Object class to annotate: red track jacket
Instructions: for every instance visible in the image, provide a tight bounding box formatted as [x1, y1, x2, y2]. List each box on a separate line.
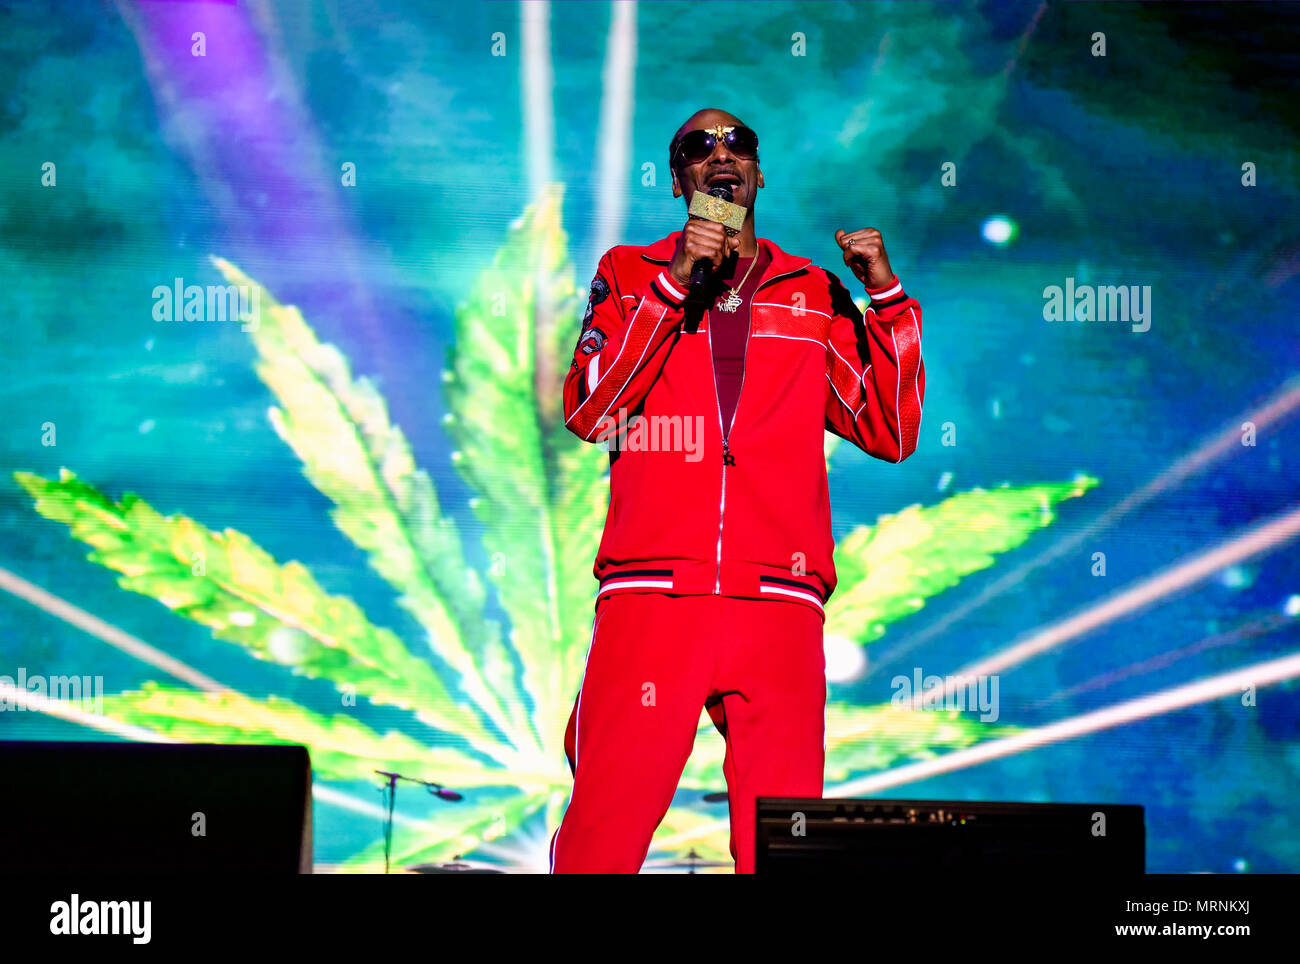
[563, 229, 924, 620]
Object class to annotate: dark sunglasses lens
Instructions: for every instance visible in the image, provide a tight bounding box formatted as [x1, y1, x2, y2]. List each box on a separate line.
[678, 130, 714, 163]
[727, 128, 758, 157]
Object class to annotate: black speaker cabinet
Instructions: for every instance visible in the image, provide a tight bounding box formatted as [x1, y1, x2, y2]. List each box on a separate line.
[756, 797, 1144, 875]
[0, 742, 313, 874]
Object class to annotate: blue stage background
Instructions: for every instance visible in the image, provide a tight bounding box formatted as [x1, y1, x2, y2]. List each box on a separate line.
[1, 0, 1297, 872]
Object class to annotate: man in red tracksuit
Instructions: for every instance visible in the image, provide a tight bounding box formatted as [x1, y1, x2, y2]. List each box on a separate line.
[550, 108, 924, 873]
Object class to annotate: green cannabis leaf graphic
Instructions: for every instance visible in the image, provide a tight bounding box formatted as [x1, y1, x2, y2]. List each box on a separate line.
[13, 185, 1095, 870]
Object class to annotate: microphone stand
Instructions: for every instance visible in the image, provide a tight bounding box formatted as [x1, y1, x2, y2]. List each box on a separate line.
[375, 770, 463, 874]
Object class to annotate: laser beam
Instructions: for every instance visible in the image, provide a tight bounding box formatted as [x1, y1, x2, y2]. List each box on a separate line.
[830, 650, 1300, 797]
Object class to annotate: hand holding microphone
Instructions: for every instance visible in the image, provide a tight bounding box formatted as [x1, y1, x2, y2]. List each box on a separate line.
[669, 186, 743, 289]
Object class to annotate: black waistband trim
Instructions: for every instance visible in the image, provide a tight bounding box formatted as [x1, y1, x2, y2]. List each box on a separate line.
[759, 574, 827, 601]
[601, 568, 675, 582]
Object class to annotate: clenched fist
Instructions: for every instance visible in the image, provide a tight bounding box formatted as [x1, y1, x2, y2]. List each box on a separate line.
[669, 219, 741, 287]
[835, 227, 893, 290]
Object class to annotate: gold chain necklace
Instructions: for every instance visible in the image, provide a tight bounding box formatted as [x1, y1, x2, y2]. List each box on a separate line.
[714, 246, 761, 313]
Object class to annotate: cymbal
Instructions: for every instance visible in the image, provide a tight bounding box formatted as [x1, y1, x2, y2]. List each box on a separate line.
[407, 859, 506, 874]
[642, 849, 732, 870]
[643, 859, 733, 870]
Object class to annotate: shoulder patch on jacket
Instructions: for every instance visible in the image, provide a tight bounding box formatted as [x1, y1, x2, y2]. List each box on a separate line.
[581, 274, 611, 330]
[577, 326, 607, 354]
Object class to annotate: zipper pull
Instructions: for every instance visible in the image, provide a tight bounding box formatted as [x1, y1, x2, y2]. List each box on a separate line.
[722, 438, 736, 466]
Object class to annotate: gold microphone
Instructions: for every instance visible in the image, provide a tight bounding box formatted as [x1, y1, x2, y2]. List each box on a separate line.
[687, 186, 748, 287]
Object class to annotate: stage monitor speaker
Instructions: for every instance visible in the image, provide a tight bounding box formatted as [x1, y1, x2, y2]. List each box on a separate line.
[756, 797, 1144, 875]
[0, 741, 312, 874]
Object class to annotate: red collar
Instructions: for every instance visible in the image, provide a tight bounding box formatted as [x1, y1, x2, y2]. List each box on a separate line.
[639, 230, 812, 281]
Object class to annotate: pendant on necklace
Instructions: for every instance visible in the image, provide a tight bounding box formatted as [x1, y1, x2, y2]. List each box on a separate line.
[716, 289, 743, 313]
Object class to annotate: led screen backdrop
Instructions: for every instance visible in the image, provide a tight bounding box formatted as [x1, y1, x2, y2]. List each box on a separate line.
[1, 0, 1297, 873]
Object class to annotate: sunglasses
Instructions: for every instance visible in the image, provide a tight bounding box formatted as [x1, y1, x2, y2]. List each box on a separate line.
[671, 125, 760, 167]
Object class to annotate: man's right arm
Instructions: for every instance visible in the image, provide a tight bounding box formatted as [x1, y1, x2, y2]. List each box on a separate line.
[563, 249, 691, 442]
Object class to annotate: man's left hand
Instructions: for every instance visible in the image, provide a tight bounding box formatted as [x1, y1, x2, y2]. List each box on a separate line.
[835, 228, 893, 289]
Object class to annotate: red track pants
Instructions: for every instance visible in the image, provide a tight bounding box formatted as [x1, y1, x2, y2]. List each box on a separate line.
[549, 592, 826, 874]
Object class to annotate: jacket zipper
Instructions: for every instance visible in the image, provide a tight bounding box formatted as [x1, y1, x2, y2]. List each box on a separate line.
[704, 259, 809, 594]
[706, 308, 742, 594]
